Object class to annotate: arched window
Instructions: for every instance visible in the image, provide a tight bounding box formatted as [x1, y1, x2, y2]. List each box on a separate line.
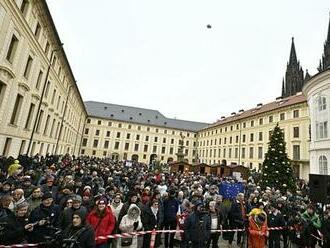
[319, 155, 328, 175]
[318, 96, 327, 111]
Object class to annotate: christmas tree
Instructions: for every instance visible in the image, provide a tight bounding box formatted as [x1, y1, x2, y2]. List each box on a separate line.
[260, 123, 296, 192]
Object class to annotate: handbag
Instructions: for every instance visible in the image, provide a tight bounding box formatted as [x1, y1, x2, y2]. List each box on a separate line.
[121, 237, 133, 246]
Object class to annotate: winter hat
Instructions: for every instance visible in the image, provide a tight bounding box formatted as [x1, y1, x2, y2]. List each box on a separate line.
[73, 208, 87, 223]
[42, 191, 53, 201]
[7, 160, 22, 176]
[72, 194, 82, 202]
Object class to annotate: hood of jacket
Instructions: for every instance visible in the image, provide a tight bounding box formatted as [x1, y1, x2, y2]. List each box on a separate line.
[127, 204, 141, 220]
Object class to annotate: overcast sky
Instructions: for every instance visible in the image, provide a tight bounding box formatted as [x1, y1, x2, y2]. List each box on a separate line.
[47, 0, 329, 123]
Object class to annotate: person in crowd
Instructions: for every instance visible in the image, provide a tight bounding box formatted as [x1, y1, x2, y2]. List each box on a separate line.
[61, 209, 95, 248]
[268, 203, 285, 248]
[184, 200, 211, 248]
[206, 200, 222, 248]
[118, 191, 143, 225]
[177, 199, 192, 248]
[60, 194, 87, 229]
[248, 212, 268, 248]
[27, 186, 42, 212]
[29, 191, 61, 243]
[12, 188, 25, 209]
[40, 175, 58, 199]
[119, 203, 143, 248]
[301, 204, 322, 248]
[228, 193, 246, 247]
[142, 198, 163, 248]
[322, 208, 330, 248]
[163, 188, 180, 248]
[87, 196, 115, 248]
[110, 193, 124, 221]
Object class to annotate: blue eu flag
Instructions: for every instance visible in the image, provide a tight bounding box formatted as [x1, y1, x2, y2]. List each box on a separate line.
[219, 182, 244, 199]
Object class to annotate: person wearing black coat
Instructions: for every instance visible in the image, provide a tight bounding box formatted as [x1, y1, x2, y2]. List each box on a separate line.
[268, 204, 285, 248]
[163, 189, 180, 248]
[61, 209, 95, 248]
[184, 200, 211, 248]
[28, 191, 61, 242]
[142, 199, 164, 248]
[228, 193, 246, 247]
[59, 195, 87, 229]
[0, 202, 32, 245]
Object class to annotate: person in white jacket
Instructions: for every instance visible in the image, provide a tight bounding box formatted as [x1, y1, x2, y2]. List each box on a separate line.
[119, 204, 143, 248]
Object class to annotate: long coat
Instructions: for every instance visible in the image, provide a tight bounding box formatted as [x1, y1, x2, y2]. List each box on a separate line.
[248, 216, 268, 248]
[184, 211, 211, 245]
[119, 204, 143, 248]
[86, 207, 115, 245]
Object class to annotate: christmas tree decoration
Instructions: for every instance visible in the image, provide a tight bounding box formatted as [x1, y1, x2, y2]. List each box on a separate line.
[261, 123, 296, 192]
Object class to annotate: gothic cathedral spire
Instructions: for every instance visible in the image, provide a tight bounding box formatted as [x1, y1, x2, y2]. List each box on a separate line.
[318, 12, 330, 72]
[281, 37, 304, 98]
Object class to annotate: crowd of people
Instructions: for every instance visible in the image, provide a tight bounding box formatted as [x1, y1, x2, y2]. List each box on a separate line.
[0, 154, 329, 248]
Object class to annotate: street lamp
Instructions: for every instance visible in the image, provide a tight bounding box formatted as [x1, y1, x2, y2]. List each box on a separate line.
[26, 44, 63, 156]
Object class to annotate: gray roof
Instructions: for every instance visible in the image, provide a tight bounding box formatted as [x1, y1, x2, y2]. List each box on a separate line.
[85, 101, 209, 132]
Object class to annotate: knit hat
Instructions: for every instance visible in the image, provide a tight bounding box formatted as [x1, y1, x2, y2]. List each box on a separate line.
[42, 191, 53, 201]
[72, 194, 82, 202]
[73, 208, 87, 223]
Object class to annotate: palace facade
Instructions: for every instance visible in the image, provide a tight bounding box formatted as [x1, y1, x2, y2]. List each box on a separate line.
[0, 0, 87, 157]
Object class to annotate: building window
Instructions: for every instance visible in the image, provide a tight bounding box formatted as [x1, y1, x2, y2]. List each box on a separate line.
[228, 148, 232, 158]
[44, 81, 50, 98]
[316, 121, 328, 139]
[293, 145, 300, 160]
[229, 137, 232, 144]
[147, 127, 150, 132]
[6, 35, 19, 64]
[43, 114, 50, 135]
[103, 151, 107, 156]
[128, 124, 131, 129]
[82, 138, 88, 146]
[106, 131, 110, 137]
[250, 133, 254, 142]
[10, 94, 23, 125]
[223, 148, 226, 158]
[93, 139, 98, 148]
[249, 147, 254, 159]
[126, 133, 130, 139]
[108, 121, 112, 126]
[293, 127, 299, 138]
[259, 118, 263, 125]
[153, 145, 157, 153]
[145, 136, 149, 142]
[0, 81, 7, 108]
[98, 120, 101, 125]
[20, 0, 29, 16]
[23, 55, 33, 79]
[136, 134, 140, 141]
[319, 155, 328, 175]
[2, 138, 12, 156]
[155, 128, 158, 133]
[81, 149, 85, 155]
[224, 138, 227, 144]
[114, 142, 119, 149]
[34, 22, 41, 38]
[235, 148, 238, 158]
[92, 150, 96, 155]
[243, 122, 246, 128]
[24, 103, 35, 129]
[118, 123, 122, 128]
[154, 137, 158, 142]
[116, 132, 121, 138]
[104, 140, 109, 149]
[250, 120, 254, 127]
[162, 147, 166, 154]
[51, 89, 56, 105]
[144, 145, 148, 152]
[125, 143, 129, 150]
[258, 132, 263, 141]
[293, 110, 299, 118]
[84, 128, 89, 135]
[258, 147, 263, 159]
[163, 138, 166, 143]
[242, 134, 246, 143]
[241, 148, 245, 159]
[137, 126, 141, 130]
[45, 41, 50, 55]
[269, 116, 273, 123]
[170, 147, 173, 155]
[280, 113, 285, 121]
[95, 130, 100, 136]
[87, 119, 91, 124]
[235, 136, 239, 143]
[318, 96, 327, 111]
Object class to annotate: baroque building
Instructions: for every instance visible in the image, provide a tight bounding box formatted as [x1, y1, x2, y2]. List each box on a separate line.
[0, 0, 87, 157]
[81, 101, 208, 164]
[303, 15, 330, 176]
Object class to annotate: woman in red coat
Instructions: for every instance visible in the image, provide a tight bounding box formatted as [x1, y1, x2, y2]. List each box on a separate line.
[248, 212, 268, 248]
[87, 197, 115, 248]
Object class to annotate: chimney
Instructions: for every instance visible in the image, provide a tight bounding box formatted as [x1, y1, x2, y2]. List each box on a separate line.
[275, 96, 283, 102]
[256, 103, 263, 108]
[231, 112, 236, 116]
[238, 109, 244, 113]
[221, 116, 225, 119]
